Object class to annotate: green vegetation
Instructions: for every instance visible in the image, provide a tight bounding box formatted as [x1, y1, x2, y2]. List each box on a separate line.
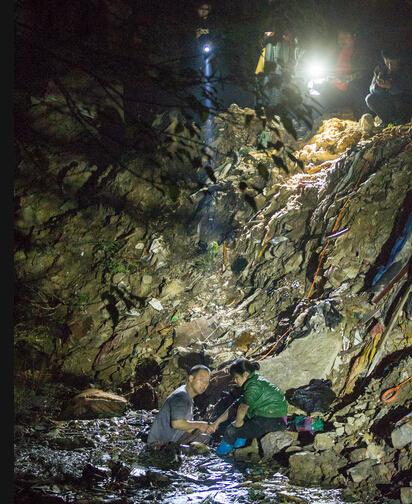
[194, 241, 220, 270]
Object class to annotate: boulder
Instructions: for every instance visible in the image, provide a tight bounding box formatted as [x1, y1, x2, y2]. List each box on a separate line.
[313, 432, 335, 451]
[259, 329, 342, 392]
[391, 416, 412, 449]
[349, 448, 368, 463]
[61, 388, 128, 419]
[261, 431, 297, 458]
[401, 487, 412, 504]
[366, 442, 386, 462]
[288, 452, 323, 484]
[289, 450, 346, 485]
[347, 459, 375, 483]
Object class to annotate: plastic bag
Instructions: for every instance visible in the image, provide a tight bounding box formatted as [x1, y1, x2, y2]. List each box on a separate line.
[288, 415, 324, 433]
[286, 379, 336, 413]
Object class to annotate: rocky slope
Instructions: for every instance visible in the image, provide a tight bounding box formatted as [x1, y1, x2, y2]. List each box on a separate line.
[14, 99, 412, 501]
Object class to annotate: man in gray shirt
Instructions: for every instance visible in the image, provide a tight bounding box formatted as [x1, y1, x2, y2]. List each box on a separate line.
[147, 365, 214, 446]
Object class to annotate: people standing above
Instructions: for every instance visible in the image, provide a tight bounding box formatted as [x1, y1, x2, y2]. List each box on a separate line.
[310, 27, 373, 120]
[255, 21, 302, 109]
[178, 0, 228, 143]
[195, 2, 213, 47]
[212, 358, 288, 456]
[147, 365, 214, 447]
[365, 47, 412, 126]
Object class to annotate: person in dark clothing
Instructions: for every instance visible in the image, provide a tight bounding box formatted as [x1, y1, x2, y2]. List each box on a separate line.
[255, 22, 302, 109]
[212, 358, 288, 456]
[147, 365, 214, 447]
[365, 47, 412, 126]
[313, 28, 373, 119]
[181, 2, 221, 122]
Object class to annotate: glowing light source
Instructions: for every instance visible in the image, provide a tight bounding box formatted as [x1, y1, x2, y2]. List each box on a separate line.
[203, 44, 211, 54]
[307, 61, 326, 79]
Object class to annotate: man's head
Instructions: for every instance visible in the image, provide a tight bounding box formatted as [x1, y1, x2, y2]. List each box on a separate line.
[186, 365, 211, 397]
[381, 47, 402, 72]
[197, 3, 211, 19]
[337, 29, 356, 49]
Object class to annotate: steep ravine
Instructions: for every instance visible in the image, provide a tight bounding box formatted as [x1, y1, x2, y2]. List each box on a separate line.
[14, 110, 412, 503]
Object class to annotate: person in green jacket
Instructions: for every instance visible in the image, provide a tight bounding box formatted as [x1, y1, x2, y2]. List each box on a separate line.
[213, 358, 288, 456]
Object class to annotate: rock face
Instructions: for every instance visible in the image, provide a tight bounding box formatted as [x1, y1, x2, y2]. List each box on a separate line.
[61, 388, 128, 419]
[259, 328, 343, 393]
[14, 99, 412, 503]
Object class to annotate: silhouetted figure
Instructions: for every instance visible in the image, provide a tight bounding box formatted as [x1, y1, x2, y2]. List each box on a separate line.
[312, 28, 372, 119]
[255, 21, 301, 110]
[365, 47, 412, 126]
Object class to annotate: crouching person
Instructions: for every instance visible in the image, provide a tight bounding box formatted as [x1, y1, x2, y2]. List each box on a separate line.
[147, 365, 214, 447]
[365, 47, 412, 127]
[213, 358, 288, 455]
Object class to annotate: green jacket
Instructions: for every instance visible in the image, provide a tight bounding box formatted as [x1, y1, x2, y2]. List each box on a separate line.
[242, 372, 287, 419]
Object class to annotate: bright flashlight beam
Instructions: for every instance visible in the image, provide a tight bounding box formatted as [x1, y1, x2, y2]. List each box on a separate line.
[307, 61, 326, 79]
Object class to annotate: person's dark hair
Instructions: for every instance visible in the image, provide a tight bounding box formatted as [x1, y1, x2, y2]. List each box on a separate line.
[381, 47, 402, 60]
[229, 358, 260, 376]
[337, 27, 356, 36]
[188, 364, 211, 376]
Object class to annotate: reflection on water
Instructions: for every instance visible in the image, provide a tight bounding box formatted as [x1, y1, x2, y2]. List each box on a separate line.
[15, 410, 351, 504]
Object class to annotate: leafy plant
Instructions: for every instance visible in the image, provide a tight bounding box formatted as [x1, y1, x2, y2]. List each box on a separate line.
[106, 258, 138, 275]
[71, 292, 91, 310]
[194, 241, 220, 270]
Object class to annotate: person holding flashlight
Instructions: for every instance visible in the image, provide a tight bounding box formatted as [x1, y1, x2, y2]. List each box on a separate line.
[312, 27, 373, 120]
[365, 47, 412, 127]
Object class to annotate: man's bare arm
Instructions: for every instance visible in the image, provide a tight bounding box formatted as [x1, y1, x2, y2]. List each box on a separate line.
[171, 419, 210, 433]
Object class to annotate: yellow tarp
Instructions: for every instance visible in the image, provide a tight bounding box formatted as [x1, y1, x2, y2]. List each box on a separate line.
[255, 48, 266, 74]
[343, 323, 384, 395]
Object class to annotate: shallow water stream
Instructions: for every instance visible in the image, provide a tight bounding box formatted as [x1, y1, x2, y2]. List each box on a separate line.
[15, 410, 356, 504]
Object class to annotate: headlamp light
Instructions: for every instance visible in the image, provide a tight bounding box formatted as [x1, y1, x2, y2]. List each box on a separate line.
[203, 44, 211, 54]
[307, 61, 326, 80]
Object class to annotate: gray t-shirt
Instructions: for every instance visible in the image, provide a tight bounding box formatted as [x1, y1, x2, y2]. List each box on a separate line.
[147, 385, 193, 445]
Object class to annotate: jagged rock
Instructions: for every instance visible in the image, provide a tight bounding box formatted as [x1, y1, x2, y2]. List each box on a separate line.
[398, 445, 412, 472]
[313, 432, 335, 451]
[366, 442, 386, 462]
[347, 459, 376, 483]
[392, 415, 412, 449]
[288, 452, 322, 484]
[349, 448, 368, 463]
[174, 317, 217, 346]
[401, 487, 412, 504]
[260, 431, 297, 458]
[81, 463, 111, 482]
[160, 279, 185, 299]
[61, 388, 128, 419]
[285, 445, 302, 453]
[288, 450, 345, 484]
[296, 118, 362, 166]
